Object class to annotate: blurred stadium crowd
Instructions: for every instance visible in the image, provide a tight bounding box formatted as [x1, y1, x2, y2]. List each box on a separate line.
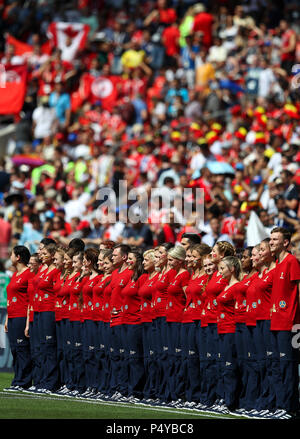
[0, 0, 299, 266]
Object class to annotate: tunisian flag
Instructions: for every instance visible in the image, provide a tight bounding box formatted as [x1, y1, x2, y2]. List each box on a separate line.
[0, 64, 27, 115]
[5, 34, 52, 57]
[47, 22, 90, 62]
[71, 73, 120, 112]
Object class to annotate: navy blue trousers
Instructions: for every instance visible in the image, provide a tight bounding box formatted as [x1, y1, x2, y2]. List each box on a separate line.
[82, 319, 97, 390]
[234, 322, 248, 409]
[153, 317, 169, 401]
[69, 320, 86, 392]
[196, 322, 209, 405]
[218, 332, 238, 409]
[166, 321, 182, 402]
[142, 321, 158, 400]
[270, 329, 300, 412]
[63, 319, 74, 390]
[243, 325, 260, 410]
[37, 311, 59, 390]
[55, 320, 63, 388]
[255, 319, 276, 410]
[122, 323, 145, 399]
[29, 315, 41, 387]
[94, 320, 109, 393]
[179, 322, 201, 402]
[7, 317, 32, 388]
[205, 323, 220, 405]
[109, 324, 127, 396]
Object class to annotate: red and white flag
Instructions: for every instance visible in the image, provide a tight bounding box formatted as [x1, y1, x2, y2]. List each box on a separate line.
[47, 22, 90, 62]
[5, 34, 33, 58]
[5, 34, 52, 58]
[71, 73, 120, 112]
[0, 64, 27, 115]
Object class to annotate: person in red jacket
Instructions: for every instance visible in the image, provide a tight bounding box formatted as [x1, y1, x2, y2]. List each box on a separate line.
[4, 245, 34, 392]
[268, 227, 300, 419]
[139, 248, 160, 403]
[24, 237, 55, 394]
[55, 247, 79, 395]
[217, 255, 243, 414]
[80, 247, 101, 398]
[53, 247, 67, 392]
[242, 245, 262, 416]
[117, 249, 147, 402]
[24, 252, 40, 393]
[203, 241, 233, 410]
[197, 253, 216, 410]
[92, 248, 112, 399]
[35, 242, 60, 393]
[152, 242, 175, 403]
[192, 3, 214, 49]
[181, 243, 211, 409]
[109, 244, 133, 400]
[256, 238, 277, 414]
[66, 250, 88, 397]
[234, 246, 257, 413]
[165, 245, 190, 405]
[98, 249, 115, 399]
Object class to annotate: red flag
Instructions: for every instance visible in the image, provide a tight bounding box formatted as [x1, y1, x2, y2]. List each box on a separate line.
[0, 64, 27, 115]
[71, 73, 119, 112]
[6, 34, 51, 57]
[90, 75, 119, 112]
[47, 22, 90, 62]
[6, 34, 33, 57]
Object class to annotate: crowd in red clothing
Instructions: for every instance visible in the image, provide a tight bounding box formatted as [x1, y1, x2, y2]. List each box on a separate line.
[0, 0, 299, 261]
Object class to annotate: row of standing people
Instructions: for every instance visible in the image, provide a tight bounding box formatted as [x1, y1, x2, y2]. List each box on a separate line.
[4, 227, 300, 419]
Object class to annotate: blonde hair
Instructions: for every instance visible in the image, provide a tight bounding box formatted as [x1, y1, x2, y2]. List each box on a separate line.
[222, 256, 243, 281]
[215, 241, 236, 257]
[143, 249, 156, 260]
[168, 245, 186, 261]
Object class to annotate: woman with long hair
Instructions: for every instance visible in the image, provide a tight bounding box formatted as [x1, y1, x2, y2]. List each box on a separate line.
[80, 247, 101, 398]
[196, 253, 216, 410]
[53, 247, 67, 391]
[234, 246, 259, 413]
[181, 243, 211, 408]
[35, 242, 60, 393]
[138, 249, 160, 403]
[217, 255, 243, 413]
[23, 253, 41, 393]
[66, 250, 87, 397]
[55, 247, 80, 395]
[98, 249, 115, 399]
[92, 249, 113, 399]
[203, 241, 235, 411]
[165, 245, 190, 405]
[4, 246, 34, 392]
[152, 242, 175, 403]
[242, 245, 267, 416]
[27, 238, 55, 393]
[118, 249, 147, 402]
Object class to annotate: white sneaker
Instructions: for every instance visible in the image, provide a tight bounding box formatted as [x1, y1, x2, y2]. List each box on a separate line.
[271, 409, 290, 419]
[3, 386, 21, 392]
[127, 396, 141, 404]
[22, 386, 37, 394]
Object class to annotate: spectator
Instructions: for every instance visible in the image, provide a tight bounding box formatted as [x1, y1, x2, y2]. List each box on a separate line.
[18, 213, 43, 254]
[0, 209, 12, 259]
[48, 82, 71, 128]
[32, 96, 57, 141]
[192, 3, 214, 49]
[201, 216, 234, 247]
